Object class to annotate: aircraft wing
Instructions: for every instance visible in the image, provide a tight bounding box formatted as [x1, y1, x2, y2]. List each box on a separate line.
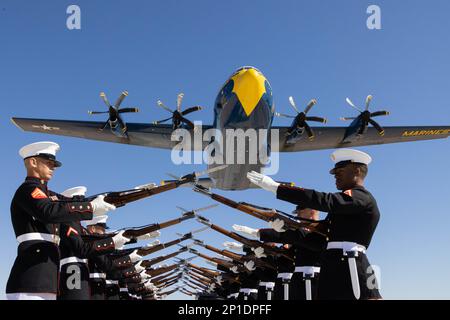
[11, 117, 213, 151]
[273, 126, 450, 152]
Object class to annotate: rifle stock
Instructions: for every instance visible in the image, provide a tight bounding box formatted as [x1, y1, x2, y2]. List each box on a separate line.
[194, 185, 328, 236]
[208, 223, 294, 262]
[137, 236, 188, 256]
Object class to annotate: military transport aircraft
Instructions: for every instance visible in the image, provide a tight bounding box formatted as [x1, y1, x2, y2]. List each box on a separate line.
[11, 66, 450, 190]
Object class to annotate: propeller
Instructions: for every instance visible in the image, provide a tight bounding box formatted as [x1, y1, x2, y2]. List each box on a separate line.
[153, 93, 203, 130]
[275, 96, 327, 140]
[88, 91, 139, 132]
[341, 95, 390, 135]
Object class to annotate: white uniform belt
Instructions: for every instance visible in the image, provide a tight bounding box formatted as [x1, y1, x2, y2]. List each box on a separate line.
[60, 256, 88, 267]
[120, 288, 129, 293]
[294, 266, 321, 275]
[17, 233, 60, 245]
[327, 241, 366, 253]
[89, 273, 106, 279]
[106, 280, 119, 285]
[259, 281, 275, 289]
[277, 272, 293, 280]
[227, 293, 239, 298]
[239, 288, 258, 295]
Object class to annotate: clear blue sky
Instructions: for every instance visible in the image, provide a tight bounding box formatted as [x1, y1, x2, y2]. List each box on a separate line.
[1, 0, 449, 300]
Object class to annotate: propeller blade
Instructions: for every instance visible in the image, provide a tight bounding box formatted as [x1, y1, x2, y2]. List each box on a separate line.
[88, 111, 109, 115]
[370, 110, 390, 117]
[114, 90, 128, 109]
[181, 106, 202, 116]
[180, 117, 195, 129]
[274, 112, 295, 119]
[304, 123, 314, 140]
[304, 99, 317, 114]
[365, 95, 373, 111]
[99, 92, 111, 107]
[118, 107, 139, 114]
[357, 122, 368, 135]
[177, 93, 184, 113]
[305, 116, 327, 124]
[152, 117, 173, 125]
[339, 117, 357, 121]
[288, 96, 300, 114]
[98, 120, 109, 131]
[346, 97, 363, 112]
[368, 119, 385, 136]
[157, 100, 174, 113]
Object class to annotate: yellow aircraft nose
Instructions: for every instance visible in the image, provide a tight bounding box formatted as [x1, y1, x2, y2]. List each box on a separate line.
[231, 67, 267, 117]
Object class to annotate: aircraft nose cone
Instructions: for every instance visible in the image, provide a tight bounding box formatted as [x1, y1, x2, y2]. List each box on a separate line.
[231, 68, 267, 116]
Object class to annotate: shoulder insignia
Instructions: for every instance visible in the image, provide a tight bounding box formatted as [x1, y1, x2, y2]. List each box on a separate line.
[66, 226, 79, 237]
[31, 187, 48, 199]
[343, 190, 353, 197]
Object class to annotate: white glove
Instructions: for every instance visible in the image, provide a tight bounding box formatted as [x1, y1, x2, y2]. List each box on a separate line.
[136, 231, 160, 240]
[269, 218, 286, 232]
[232, 224, 259, 238]
[140, 270, 151, 280]
[90, 195, 116, 216]
[142, 240, 160, 248]
[112, 230, 130, 249]
[144, 281, 156, 290]
[129, 250, 143, 262]
[230, 266, 239, 274]
[247, 171, 280, 194]
[134, 260, 145, 273]
[244, 260, 256, 271]
[215, 275, 223, 285]
[223, 241, 243, 251]
[208, 283, 216, 290]
[251, 246, 267, 258]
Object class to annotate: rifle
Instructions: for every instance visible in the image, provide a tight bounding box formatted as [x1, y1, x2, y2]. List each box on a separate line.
[121, 212, 195, 238]
[158, 287, 179, 297]
[193, 184, 328, 236]
[85, 165, 227, 208]
[186, 262, 220, 277]
[187, 247, 248, 273]
[146, 264, 179, 277]
[180, 289, 195, 296]
[150, 269, 181, 284]
[152, 273, 182, 286]
[195, 214, 294, 262]
[184, 278, 209, 290]
[192, 238, 276, 270]
[188, 272, 213, 286]
[136, 226, 207, 256]
[141, 246, 189, 268]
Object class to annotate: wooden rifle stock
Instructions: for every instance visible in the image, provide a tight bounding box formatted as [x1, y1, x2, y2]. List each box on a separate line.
[122, 212, 195, 239]
[141, 248, 186, 268]
[137, 235, 188, 256]
[198, 242, 276, 270]
[208, 223, 294, 262]
[195, 185, 327, 237]
[95, 173, 197, 208]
